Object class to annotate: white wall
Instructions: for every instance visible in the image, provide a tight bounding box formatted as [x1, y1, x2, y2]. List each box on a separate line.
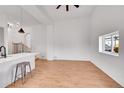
[47, 18, 91, 61]
[6, 16, 92, 61]
[0, 27, 4, 46]
[0, 15, 9, 54]
[24, 25, 47, 59]
[46, 25, 54, 60]
[91, 6, 124, 86]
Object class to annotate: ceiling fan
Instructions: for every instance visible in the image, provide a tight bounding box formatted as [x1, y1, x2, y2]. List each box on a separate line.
[56, 5, 79, 12]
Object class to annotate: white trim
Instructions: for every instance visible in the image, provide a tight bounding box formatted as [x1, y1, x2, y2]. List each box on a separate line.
[99, 51, 119, 56]
[99, 31, 119, 56]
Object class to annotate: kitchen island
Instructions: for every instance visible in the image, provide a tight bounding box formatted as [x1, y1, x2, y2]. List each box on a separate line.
[0, 53, 36, 88]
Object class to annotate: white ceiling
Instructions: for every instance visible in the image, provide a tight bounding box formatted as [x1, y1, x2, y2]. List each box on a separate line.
[37, 5, 96, 21]
[0, 5, 96, 26]
[0, 6, 40, 26]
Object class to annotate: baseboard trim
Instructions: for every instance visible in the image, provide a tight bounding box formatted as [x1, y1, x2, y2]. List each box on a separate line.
[90, 61, 123, 88]
[37, 58, 91, 62]
[53, 59, 91, 62]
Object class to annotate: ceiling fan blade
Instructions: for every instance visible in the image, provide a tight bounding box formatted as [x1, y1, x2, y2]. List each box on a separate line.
[66, 5, 69, 11]
[56, 5, 61, 9]
[74, 5, 79, 8]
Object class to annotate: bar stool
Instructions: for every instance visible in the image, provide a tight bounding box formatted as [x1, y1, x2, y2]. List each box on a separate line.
[14, 62, 32, 84]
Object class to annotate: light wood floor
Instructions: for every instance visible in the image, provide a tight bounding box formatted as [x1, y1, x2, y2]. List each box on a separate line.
[7, 60, 122, 88]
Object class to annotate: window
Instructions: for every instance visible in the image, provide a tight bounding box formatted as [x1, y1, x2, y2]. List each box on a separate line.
[99, 31, 119, 56]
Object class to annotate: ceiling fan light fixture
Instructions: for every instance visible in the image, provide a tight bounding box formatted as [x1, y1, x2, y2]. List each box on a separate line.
[56, 5, 79, 12]
[56, 5, 61, 9]
[66, 5, 69, 11]
[74, 5, 79, 8]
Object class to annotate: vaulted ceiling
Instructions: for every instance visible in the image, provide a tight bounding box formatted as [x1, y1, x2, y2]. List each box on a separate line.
[0, 5, 96, 26]
[0, 6, 40, 26]
[37, 5, 95, 22]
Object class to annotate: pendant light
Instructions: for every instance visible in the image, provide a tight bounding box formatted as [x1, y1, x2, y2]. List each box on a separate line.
[18, 28, 25, 33]
[18, 7, 25, 33]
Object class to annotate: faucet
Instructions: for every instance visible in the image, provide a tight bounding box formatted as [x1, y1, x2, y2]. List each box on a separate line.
[0, 46, 6, 58]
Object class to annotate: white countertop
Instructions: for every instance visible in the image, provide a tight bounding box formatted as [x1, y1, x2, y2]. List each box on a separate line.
[0, 53, 38, 63]
[0, 52, 37, 88]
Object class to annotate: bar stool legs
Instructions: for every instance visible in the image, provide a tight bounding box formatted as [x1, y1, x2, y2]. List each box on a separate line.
[28, 63, 32, 77]
[21, 65, 25, 84]
[14, 65, 18, 83]
[24, 62, 32, 77]
[14, 62, 32, 84]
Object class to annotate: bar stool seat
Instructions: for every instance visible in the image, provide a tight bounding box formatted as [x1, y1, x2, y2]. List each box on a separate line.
[14, 62, 32, 84]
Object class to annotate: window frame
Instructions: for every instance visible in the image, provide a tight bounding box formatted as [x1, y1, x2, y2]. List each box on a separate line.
[99, 31, 119, 56]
